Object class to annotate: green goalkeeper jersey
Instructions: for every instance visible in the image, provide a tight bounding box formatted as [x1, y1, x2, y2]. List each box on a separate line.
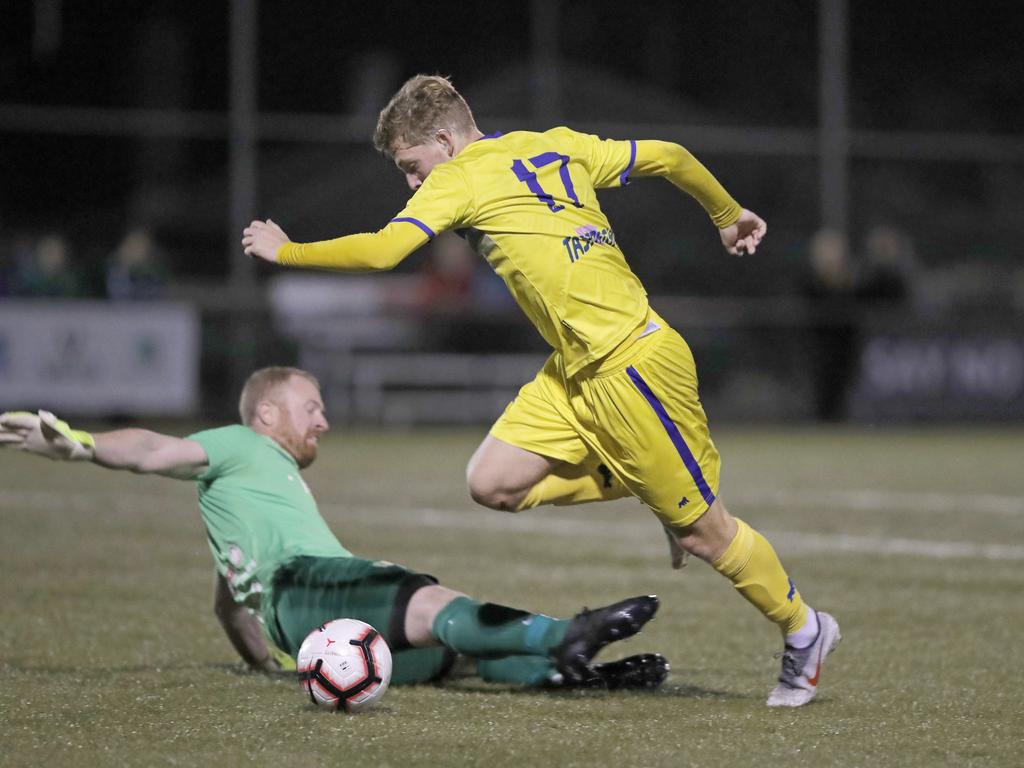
[189, 425, 351, 609]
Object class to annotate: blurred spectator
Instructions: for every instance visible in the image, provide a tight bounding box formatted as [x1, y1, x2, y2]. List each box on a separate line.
[105, 226, 168, 301]
[801, 226, 914, 421]
[404, 233, 520, 353]
[801, 229, 859, 422]
[412, 233, 477, 311]
[11, 233, 83, 297]
[858, 225, 915, 307]
[410, 233, 513, 314]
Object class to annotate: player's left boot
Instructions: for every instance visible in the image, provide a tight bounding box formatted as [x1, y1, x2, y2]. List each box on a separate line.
[766, 611, 841, 707]
[576, 653, 669, 690]
[552, 595, 659, 683]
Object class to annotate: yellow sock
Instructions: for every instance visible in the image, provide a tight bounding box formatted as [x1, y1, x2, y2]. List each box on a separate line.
[712, 518, 808, 636]
[516, 461, 631, 511]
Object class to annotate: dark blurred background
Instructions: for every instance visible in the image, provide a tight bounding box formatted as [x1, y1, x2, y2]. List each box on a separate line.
[1, 0, 1022, 424]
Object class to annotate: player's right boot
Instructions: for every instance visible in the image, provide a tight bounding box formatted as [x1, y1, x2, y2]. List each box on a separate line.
[766, 611, 842, 707]
[552, 595, 659, 683]
[581, 653, 670, 690]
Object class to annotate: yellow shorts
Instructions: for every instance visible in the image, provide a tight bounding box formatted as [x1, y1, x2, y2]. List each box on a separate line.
[490, 312, 721, 527]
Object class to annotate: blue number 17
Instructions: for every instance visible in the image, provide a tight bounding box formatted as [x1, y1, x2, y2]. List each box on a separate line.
[511, 152, 584, 212]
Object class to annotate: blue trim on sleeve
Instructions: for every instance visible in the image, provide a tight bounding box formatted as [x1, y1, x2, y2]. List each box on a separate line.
[391, 217, 436, 239]
[619, 139, 637, 187]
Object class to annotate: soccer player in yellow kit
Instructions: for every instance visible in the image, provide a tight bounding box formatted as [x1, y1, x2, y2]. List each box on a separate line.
[243, 75, 841, 707]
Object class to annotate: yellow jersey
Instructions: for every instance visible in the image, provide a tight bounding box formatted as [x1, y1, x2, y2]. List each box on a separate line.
[279, 127, 741, 377]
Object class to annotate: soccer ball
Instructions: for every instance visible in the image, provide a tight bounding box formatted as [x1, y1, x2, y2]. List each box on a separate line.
[296, 619, 393, 713]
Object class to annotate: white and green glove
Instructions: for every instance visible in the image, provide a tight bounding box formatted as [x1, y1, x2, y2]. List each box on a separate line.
[0, 410, 96, 461]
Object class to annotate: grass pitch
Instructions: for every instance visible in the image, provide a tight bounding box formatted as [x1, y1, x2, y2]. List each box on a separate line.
[2, 425, 1022, 767]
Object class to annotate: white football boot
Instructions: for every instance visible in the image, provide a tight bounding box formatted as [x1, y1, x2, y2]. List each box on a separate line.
[766, 611, 841, 707]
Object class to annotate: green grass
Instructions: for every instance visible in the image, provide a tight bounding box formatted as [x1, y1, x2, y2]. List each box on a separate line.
[2, 426, 1023, 766]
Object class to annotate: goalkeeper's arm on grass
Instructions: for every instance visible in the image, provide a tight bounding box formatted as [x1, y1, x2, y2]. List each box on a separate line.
[213, 572, 295, 674]
[0, 410, 292, 672]
[0, 410, 208, 479]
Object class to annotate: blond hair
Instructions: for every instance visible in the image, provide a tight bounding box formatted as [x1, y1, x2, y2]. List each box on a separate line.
[373, 74, 477, 157]
[238, 367, 320, 425]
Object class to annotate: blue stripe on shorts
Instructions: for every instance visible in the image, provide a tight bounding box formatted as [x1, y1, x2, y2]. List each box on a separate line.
[626, 365, 716, 507]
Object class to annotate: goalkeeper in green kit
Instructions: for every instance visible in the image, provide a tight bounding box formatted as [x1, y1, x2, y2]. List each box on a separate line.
[0, 366, 665, 689]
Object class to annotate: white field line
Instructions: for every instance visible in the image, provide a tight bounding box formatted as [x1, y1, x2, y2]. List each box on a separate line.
[329, 505, 1024, 562]
[729, 488, 1024, 516]
[5, 484, 1023, 517]
[763, 531, 1024, 561]
[5, 487, 1024, 561]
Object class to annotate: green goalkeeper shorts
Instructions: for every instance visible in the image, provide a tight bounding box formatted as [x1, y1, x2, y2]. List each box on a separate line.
[264, 555, 455, 685]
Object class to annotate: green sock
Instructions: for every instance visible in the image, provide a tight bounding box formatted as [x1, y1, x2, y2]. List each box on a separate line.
[476, 655, 558, 686]
[431, 597, 569, 658]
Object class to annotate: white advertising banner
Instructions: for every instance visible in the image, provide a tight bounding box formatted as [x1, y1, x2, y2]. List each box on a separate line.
[0, 300, 199, 415]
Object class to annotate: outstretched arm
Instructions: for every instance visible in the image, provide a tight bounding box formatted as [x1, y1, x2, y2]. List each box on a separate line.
[0, 411, 208, 480]
[93, 429, 209, 479]
[242, 164, 472, 271]
[242, 217, 427, 271]
[632, 140, 767, 255]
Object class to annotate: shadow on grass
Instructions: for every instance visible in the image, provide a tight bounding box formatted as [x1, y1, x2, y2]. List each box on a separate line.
[436, 679, 747, 701]
[4, 662, 748, 701]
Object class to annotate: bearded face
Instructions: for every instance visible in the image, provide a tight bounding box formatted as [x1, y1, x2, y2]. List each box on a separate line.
[276, 411, 321, 468]
[263, 376, 328, 468]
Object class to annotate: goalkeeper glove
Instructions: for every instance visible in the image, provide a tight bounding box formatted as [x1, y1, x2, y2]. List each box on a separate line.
[249, 642, 297, 675]
[0, 410, 96, 461]
[267, 642, 297, 672]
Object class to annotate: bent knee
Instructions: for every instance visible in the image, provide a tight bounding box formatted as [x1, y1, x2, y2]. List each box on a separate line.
[671, 499, 737, 562]
[467, 480, 518, 511]
[466, 471, 523, 512]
